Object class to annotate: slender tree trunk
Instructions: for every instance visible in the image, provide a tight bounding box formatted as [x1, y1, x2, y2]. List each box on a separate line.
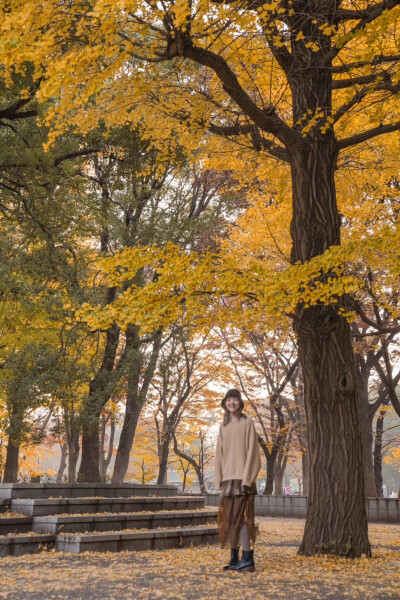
[3, 406, 23, 483]
[78, 322, 120, 483]
[182, 469, 187, 492]
[99, 416, 116, 482]
[112, 327, 161, 484]
[274, 471, 284, 496]
[112, 400, 142, 484]
[373, 407, 386, 498]
[56, 442, 68, 483]
[291, 139, 370, 558]
[263, 452, 277, 496]
[172, 434, 206, 493]
[3, 438, 20, 483]
[275, 444, 289, 496]
[67, 429, 80, 483]
[356, 357, 376, 496]
[157, 437, 170, 484]
[141, 460, 145, 485]
[302, 452, 309, 496]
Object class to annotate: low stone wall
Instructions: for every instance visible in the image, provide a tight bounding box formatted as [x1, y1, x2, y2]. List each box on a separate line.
[204, 494, 400, 523]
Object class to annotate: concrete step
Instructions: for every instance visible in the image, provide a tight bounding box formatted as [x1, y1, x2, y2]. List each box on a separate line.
[0, 533, 54, 557]
[56, 524, 220, 553]
[12, 496, 205, 517]
[32, 508, 218, 535]
[0, 483, 178, 500]
[0, 516, 33, 535]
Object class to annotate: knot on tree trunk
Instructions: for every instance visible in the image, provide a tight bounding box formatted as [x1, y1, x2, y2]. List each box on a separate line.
[337, 369, 355, 394]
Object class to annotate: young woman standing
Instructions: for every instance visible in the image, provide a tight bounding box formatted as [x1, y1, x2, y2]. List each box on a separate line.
[214, 388, 261, 572]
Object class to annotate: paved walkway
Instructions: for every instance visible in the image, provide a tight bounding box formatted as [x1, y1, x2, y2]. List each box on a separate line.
[1, 518, 399, 599]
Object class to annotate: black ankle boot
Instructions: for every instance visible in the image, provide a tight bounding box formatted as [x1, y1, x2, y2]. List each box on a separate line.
[223, 547, 240, 570]
[234, 549, 255, 572]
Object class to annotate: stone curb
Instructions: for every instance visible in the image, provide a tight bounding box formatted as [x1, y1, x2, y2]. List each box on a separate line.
[56, 525, 220, 553]
[12, 496, 205, 517]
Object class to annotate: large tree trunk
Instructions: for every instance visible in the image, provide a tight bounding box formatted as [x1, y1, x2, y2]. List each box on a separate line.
[78, 322, 120, 483]
[3, 438, 19, 483]
[290, 138, 370, 558]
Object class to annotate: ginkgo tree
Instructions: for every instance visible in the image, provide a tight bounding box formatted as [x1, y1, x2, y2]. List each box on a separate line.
[2, 0, 400, 557]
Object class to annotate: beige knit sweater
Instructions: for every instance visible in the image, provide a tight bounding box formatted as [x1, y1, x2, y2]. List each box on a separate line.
[214, 416, 261, 490]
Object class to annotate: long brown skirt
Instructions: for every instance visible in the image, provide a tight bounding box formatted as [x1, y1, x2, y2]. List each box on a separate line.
[217, 480, 257, 549]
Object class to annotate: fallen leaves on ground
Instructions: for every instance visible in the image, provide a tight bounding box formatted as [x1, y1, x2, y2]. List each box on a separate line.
[0, 518, 399, 599]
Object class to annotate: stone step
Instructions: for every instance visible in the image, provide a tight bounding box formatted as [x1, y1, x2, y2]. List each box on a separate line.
[12, 496, 205, 517]
[0, 483, 178, 500]
[0, 533, 54, 557]
[32, 508, 218, 535]
[0, 516, 33, 535]
[56, 524, 220, 553]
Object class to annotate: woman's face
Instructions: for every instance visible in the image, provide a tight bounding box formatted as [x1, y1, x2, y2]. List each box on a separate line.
[225, 396, 241, 415]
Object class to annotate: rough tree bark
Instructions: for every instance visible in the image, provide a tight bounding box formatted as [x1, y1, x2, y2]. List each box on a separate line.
[292, 138, 369, 557]
[285, 9, 369, 554]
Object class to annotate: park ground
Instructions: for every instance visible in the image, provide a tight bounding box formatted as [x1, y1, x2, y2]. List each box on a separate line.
[0, 517, 399, 600]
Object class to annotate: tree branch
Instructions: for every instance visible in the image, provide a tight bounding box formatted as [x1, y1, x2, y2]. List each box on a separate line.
[0, 96, 38, 121]
[164, 35, 295, 146]
[334, 78, 400, 124]
[54, 147, 102, 166]
[335, 1, 400, 27]
[371, 357, 400, 419]
[332, 54, 400, 73]
[332, 73, 388, 90]
[338, 119, 400, 150]
[208, 121, 289, 161]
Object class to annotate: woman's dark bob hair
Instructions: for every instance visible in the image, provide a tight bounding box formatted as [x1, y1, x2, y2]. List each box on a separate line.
[221, 388, 246, 425]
